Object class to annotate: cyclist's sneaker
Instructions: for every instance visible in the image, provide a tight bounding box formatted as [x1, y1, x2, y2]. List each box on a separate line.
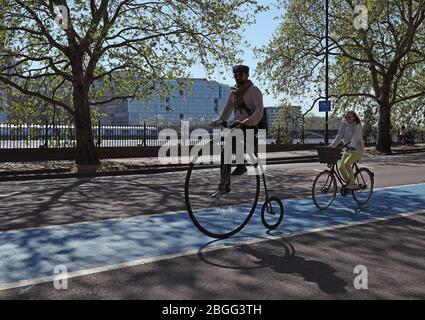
[347, 182, 358, 190]
[210, 189, 220, 198]
[231, 164, 247, 176]
[211, 183, 231, 198]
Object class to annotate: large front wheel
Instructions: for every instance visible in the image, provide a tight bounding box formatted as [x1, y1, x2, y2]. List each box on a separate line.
[185, 141, 260, 239]
[312, 170, 337, 210]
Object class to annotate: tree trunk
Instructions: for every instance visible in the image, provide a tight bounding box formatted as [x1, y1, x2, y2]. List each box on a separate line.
[73, 82, 100, 165]
[376, 102, 392, 154]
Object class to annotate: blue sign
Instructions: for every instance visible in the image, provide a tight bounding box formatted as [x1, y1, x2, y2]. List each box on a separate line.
[319, 100, 331, 112]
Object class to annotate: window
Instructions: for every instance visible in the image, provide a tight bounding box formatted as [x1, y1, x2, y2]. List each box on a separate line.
[214, 98, 219, 113]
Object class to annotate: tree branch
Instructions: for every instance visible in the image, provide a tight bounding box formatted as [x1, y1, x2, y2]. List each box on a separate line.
[0, 74, 74, 115]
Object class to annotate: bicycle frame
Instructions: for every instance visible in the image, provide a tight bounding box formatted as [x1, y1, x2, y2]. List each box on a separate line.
[328, 160, 369, 189]
[186, 124, 284, 238]
[253, 151, 271, 199]
[213, 125, 271, 201]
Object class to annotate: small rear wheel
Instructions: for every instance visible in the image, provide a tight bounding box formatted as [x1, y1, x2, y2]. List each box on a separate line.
[261, 197, 284, 230]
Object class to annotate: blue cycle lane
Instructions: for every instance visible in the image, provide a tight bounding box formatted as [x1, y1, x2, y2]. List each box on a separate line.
[1, 182, 425, 288]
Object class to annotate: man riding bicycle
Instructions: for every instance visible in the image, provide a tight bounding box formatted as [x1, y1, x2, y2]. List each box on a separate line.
[210, 64, 265, 176]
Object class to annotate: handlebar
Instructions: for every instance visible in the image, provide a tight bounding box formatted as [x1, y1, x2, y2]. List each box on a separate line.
[219, 121, 243, 129]
[342, 142, 355, 151]
[335, 142, 354, 151]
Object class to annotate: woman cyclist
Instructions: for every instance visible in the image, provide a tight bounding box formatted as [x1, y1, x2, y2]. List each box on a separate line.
[329, 111, 365, 189]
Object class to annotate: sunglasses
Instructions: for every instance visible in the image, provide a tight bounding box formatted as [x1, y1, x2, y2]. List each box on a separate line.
[233, 73, 246, 79]
[345, 115, 354, 119]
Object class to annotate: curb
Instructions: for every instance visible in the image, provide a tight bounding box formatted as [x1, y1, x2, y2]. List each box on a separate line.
[0, 148, 424, 182]
[0, 155, 319, 181]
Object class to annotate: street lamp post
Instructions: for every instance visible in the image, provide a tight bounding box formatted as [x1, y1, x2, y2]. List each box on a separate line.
[325, 0, 330, 145]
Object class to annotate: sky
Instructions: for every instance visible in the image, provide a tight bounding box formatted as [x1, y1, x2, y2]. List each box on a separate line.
[188, 1, 321, 115]
[189, 0, 284, 108]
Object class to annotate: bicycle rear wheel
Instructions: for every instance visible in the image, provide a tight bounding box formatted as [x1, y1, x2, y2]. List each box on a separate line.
[185, 141, 260, 239]
[261, 196, 284, 230]
[312, 170, 337, 210]
[352, 168, 374, 205]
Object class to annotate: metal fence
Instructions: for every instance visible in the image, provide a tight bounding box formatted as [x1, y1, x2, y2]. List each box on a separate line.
[0, 122, 424, 149]
[0, 122, 219, 149]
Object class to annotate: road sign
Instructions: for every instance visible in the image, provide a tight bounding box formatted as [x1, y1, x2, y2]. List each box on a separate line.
[319, 100, 331, 112]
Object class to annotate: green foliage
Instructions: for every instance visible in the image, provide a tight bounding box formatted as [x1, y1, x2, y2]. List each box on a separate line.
[0, 0, 264, 119]
[256, 0, 425, 126]
[270, 101, 300, 143]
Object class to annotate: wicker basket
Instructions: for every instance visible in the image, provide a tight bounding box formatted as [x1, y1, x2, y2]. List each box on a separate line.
[316, 146, 342, 164]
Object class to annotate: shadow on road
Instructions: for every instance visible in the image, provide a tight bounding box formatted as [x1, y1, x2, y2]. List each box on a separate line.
[198, 236, 347, 294]
[0, 167, 315, 231]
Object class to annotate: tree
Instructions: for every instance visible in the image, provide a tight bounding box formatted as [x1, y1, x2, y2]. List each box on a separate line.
[362, 104, 378, 144]
[256, 0, 425, 154]
[270, 102, 297, 144]
[0, 0, 264, 164]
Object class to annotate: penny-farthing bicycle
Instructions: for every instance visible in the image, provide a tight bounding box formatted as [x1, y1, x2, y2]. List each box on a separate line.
[185, 121, 284, 239]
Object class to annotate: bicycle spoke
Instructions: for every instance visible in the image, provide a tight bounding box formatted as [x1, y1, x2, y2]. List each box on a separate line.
[185, 152, 260, 238]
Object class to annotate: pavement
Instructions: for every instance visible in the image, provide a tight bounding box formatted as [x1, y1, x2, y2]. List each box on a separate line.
[0, 143, 424, 180]
[0, 152, 424, 299]
[0, 182, 424, 298]
[1, 213, 424, 300]
[0, 146, 423, 299]
[3, 212, 422, 300]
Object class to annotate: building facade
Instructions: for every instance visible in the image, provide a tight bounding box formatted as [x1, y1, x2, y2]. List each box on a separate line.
[97, 79, 231, 125]
[0, 51, 12, 123]
[0, 88, 8, 122]
[265, 106, 278, 128]
[97, 94, 129, 125]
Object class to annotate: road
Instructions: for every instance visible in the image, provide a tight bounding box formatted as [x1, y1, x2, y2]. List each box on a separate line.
[0, 152, 424, 299]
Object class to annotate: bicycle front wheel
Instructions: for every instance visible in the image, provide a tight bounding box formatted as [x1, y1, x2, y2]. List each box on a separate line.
[312, 170, 337, 210]
[185, 141, 260, 239]
[352, 168, 374, 205]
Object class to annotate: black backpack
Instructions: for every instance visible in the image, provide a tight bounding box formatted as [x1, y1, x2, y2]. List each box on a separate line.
[239, 102, 268, 130]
